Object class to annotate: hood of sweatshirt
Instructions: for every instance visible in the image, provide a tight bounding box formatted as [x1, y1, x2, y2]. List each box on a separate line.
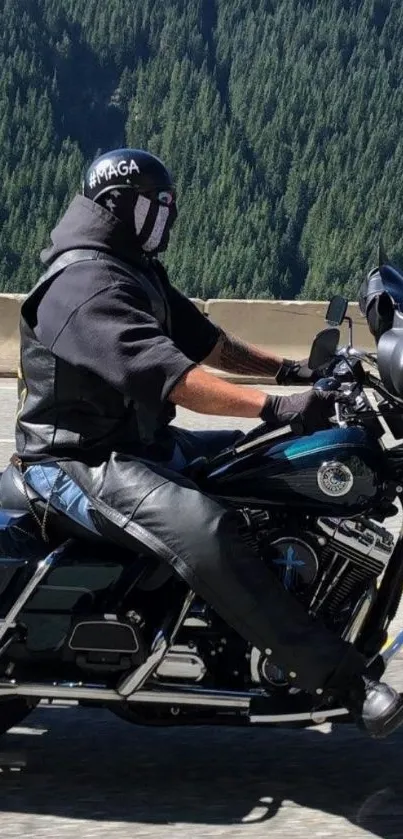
[40, 194, 149, 268]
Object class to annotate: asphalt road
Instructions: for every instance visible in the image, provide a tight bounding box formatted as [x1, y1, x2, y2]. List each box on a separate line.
[1, 379, 403, 839]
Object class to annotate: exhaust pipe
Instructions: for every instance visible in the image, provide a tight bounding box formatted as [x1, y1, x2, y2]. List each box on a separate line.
[0, 680, 251, 710]
[0, 680, 350, 724]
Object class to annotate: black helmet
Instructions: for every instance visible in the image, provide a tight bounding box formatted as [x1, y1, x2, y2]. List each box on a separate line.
[83, 148, 174, 202]
[83, 148, 177, 254]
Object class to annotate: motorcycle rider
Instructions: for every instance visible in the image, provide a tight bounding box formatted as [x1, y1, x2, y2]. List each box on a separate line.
[8, 147, 403, 738]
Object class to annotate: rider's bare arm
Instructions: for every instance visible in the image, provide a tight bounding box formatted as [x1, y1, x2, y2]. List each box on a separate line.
[168, 366, 267, 417]
[203, 330, 283, 378]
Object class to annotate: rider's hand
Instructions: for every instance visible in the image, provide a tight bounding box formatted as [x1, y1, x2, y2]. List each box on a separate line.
[260, 389, 336, 434]
[276, 358, 316, 385]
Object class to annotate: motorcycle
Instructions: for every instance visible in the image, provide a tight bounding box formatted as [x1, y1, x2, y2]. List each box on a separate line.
[1, 293, 403, 736]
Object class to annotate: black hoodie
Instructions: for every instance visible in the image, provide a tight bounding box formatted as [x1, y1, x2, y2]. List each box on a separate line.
[16, 195, 219, 460]
[38, 195, 219, 398]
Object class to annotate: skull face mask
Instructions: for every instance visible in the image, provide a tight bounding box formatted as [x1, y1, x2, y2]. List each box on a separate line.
[133, 191, 178, 254]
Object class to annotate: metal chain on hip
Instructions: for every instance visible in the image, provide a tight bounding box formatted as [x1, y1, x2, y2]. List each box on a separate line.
[13, 456, 62, 544]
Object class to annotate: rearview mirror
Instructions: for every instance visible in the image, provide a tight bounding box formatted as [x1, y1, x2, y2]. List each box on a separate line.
[326, 295, 348, 326]
[308, 327, 340, 370]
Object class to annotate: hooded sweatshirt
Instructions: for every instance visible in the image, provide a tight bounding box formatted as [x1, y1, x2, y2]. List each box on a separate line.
[16, 195, 219, 461]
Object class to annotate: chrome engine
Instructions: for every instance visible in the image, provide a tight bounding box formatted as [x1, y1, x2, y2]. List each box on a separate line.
[313, 516, 393, 617]
[240, 510, 394, 689]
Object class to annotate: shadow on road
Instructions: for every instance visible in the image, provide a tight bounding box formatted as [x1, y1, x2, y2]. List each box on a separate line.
[1, 704, 403, 837]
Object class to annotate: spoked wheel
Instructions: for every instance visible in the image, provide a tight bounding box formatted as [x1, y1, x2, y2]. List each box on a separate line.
[0, 698, 39, 736]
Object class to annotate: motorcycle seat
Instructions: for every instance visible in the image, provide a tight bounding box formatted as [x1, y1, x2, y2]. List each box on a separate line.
[0, 466, 173, 590]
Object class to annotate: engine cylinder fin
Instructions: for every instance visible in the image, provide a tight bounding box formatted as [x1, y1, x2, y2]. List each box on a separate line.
[326, 542, 386, 576]
[315, 538, 385, 617]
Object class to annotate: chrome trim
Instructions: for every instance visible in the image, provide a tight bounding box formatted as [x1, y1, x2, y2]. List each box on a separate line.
[184, 617, 209, 628]
[0, 541, 70, 645]
[250, 707, 349, 724]
[317, 517, 394, 566]
[138, 684, 250, 708]
[155, 645, 206, 681]
[250, 647, 261, 684]
[117, 590, 195, 697]
[317, 461, 354, 497]
[234, 424, 293, 453]
[0, 680, 251, 709]
[316, 518, 338, 538]
[68, 621, 140, 654]
[184, 602, 210, 628]
[0, 682, 116, 703]
[249, 647, 289, 687]
[342, 585, 377, 644]
[310, 558, 350, 614]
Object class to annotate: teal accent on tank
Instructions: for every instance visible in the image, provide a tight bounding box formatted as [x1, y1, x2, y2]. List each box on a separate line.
[265, 426, 370, 463]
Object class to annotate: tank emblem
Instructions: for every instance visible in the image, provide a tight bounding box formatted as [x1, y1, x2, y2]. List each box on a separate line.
[317, 461, 354, 497]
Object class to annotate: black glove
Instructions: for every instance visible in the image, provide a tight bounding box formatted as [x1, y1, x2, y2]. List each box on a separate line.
[260, 389, 336, 435]
[276, 358, 316, 385]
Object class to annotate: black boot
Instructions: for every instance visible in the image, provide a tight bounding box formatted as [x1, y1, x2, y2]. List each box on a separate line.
[345, 675, 403, 739]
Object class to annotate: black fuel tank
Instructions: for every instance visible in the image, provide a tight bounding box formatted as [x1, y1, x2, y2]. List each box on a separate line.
[203, 427, 386, 515]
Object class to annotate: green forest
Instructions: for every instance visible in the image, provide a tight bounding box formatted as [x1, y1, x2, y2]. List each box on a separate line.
[1, 0, 403, 299]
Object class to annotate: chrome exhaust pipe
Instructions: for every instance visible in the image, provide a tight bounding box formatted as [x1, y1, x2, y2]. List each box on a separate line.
[249, 706, 349, 724]
[0, 680, 350, 724]
[0, 680, 251, 710]
[136, 684, 250, 708]
[0, 683, 118, 703]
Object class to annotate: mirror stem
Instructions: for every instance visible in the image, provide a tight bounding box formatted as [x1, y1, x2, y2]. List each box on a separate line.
[345, 316, 353, 347]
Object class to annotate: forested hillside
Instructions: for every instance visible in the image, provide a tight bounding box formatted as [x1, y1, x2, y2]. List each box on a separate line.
[1, 0, 403, 298]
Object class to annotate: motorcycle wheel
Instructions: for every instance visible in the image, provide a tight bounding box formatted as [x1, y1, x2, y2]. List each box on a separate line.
[0, 698, 38, 735]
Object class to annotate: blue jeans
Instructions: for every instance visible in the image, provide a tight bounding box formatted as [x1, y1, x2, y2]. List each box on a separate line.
[24, 428, 243, 535]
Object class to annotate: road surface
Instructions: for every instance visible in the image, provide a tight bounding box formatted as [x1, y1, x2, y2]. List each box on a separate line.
[0, 379, 403, 839]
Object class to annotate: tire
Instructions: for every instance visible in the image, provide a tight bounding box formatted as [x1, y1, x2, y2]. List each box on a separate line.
[0, 698, 38, 735]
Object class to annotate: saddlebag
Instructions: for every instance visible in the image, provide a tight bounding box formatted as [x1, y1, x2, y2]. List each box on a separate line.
[0, 510, 44, 606]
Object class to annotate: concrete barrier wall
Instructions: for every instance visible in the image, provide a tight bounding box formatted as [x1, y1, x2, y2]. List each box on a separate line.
[0, 295, 373, 376]
[0, 295, 25, 375]
[204, 300, 373, 358]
